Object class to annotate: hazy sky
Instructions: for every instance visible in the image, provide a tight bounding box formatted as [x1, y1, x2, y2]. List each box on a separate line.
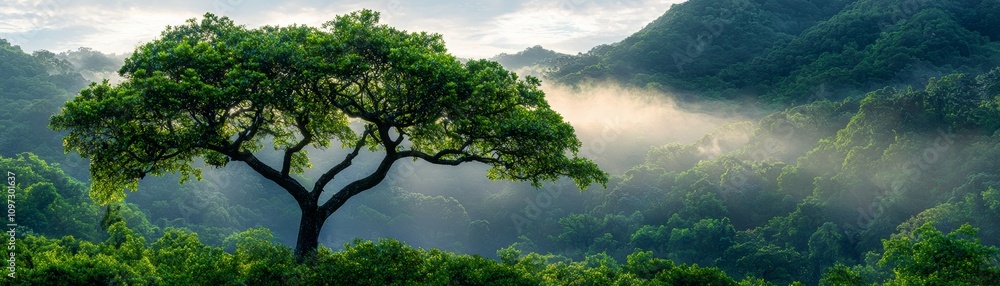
[0, 0, 684, 59]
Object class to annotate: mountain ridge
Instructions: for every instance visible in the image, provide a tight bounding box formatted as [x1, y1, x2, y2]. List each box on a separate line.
[538, 0, 1000, 104]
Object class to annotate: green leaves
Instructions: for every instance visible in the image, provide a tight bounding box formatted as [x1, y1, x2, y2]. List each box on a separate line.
[51, 10, 605, 209]
[880, 222, 1000, 285]
[0, 153, 100, 240]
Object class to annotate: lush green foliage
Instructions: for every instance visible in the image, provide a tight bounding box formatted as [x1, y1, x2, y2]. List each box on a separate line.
[11, 224, 770, 285]
[11, 217, 998, 285]
[50, 10, 605, 205]
[880, 223, 1000, 285]
[0, 153, 99, 240]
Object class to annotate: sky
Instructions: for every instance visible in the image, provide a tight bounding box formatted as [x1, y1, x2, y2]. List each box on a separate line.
[0, 0, 685, 59]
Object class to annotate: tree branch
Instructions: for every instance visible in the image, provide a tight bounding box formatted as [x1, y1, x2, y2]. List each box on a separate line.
[395, 138, 491, 165]
[281, 115, 313, 176]
[376, 123, 397, 149]
[311, 125, 372, 198]
[397, 149, 498, 166]
[232, 106, 264, 150]
[316, 122, 400, 218]
[392, 126, 406, 145]
[206, 145, 312, 206]
[319, 151, 398, 218]
[319, 80, 370, 120]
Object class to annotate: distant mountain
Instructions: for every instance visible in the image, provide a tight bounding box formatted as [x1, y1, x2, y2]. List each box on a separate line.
[488, 45, 570, 79]
[489, 45, 568, 70]
[55, 47, 128, 83]
[547, 0, 1000, 104]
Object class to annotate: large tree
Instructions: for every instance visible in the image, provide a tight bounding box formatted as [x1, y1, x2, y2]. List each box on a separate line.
[50, 10, 607, 257]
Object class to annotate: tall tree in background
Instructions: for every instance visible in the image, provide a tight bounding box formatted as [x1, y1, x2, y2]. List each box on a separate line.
[50, 10, 607, 258]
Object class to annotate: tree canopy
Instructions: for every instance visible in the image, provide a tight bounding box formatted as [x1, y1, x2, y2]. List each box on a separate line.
[49, 10, 606, 257]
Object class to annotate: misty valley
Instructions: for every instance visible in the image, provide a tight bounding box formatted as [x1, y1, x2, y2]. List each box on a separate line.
[3, 0, 1000, 285]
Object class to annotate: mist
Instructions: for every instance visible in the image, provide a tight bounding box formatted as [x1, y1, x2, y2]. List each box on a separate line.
[542, 81, 746, 172]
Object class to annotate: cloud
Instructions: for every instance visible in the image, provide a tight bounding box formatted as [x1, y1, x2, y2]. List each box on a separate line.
[479, 0, 683, 55]
[1, 0, 685, 58]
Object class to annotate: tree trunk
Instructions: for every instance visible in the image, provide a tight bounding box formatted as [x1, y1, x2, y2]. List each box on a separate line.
[294, 206, 324, 260]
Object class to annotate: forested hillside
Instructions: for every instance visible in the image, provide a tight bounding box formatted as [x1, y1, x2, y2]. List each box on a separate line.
[0, 40, 89, 177]
[4, 0, 1000, 284]
[549, 0, 1000, 103]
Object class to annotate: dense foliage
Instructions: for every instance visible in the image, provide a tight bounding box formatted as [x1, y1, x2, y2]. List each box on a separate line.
[12, 225, 777, 285]
[11, 217, 998, 285]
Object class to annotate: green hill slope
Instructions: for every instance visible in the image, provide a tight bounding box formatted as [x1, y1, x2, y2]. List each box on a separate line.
[548, 0, 1000, 104]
